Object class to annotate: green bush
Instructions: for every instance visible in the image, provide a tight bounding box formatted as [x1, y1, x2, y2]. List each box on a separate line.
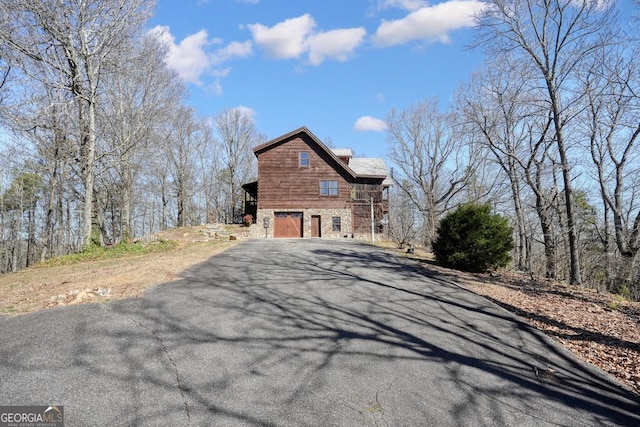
[432, 203, 513, 272]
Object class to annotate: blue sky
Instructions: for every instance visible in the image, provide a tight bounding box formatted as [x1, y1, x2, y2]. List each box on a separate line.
[149, 0, 634, 158]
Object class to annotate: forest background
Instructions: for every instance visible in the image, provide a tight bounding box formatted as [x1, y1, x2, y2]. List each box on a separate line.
[2, 0, 640, 303]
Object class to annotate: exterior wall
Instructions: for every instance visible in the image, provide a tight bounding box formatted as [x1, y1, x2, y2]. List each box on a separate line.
[255, 208, 352, 239]
[304, 208, 352, 238]
[256, 134, 353, 210]
[249, 129, 388, 240]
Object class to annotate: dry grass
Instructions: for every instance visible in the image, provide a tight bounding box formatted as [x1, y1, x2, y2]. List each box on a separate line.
[0, 226, 242, 316]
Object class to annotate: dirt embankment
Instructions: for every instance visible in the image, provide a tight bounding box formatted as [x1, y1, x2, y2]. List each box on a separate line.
[0, 225, 242, 316]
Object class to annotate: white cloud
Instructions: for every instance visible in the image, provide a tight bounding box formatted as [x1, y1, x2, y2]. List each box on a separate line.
[569, 0, 613, 9]
[212, 68, 232, 78]
[234, 105, 257, 122]
[247, 14, 316, 59]
[379, 0, 427, 11]
[150, 26, 253, 94]
[210, 68, 232, 96]
[150, 26, 212, 85]
[307, 28, 366, 65]
[197, 0, 259, 4]
[149, 25, 173, 46]
[373, 0, 487, 47]
[354, 116, 388, 132]
[211, 40, 253, 65]
[248, 14, 366, 65]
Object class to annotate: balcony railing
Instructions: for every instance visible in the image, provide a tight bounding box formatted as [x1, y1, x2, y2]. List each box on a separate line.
[351, 188, 387, 201]
[351, 189, 389, 213]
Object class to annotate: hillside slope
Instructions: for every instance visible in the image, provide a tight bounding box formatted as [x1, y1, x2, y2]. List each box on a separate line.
[409, 252, 640, 398]
[0, 226, 240, 315]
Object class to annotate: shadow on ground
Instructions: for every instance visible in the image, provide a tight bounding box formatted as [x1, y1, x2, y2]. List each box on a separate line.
[1, 239, 638, 426]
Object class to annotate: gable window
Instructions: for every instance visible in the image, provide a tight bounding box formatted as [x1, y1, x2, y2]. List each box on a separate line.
[299, 151, 309, 167]
[332, 216, 341, 232]
[320, 180, 338, 196]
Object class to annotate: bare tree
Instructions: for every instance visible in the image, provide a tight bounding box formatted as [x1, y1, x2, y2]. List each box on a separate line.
[0, 7, 10, 107]
[458, 56, 562, 276]
[459, 61, 531, 271]
[0, 1, 272, 272]
[476, 0, 619, 285]
[214, 108, 260, 223]
[29, 88, 78, 261]
[195, 121, 222, 224]
[0, 52, 82, 263]
[386, 98, 472, 246]
[0, 170, 42, 271]
[387, 181, 418, 249]
[161, 107, 211, 227]
[98, 32, 185, 241]
[0, 0, 155, 248]
[581, 42, 640, 294]
[0, 53, 10, 111]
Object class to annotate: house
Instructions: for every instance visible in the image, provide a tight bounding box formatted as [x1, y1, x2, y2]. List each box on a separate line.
[242, 126, 391, 239]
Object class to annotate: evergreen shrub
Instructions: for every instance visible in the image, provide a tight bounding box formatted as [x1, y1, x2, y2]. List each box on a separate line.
[432, 203, 513, 272]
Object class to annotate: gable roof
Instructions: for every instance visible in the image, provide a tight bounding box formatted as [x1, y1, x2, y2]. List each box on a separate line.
[253, 126, 388, 180]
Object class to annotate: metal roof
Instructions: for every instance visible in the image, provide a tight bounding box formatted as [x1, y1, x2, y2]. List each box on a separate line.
[348, 158, 388, 177]
[331, 148, 353, 158]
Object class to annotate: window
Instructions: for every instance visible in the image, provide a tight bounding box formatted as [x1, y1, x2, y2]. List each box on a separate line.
[320, 180, 338, 196]
[299, 151, 309, 167]
[332, 216, 341, 232]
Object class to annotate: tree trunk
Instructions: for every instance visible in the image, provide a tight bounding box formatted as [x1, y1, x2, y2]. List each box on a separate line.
[510, 169, 528, 271]
[553, 117, 582, 285]
[538, 203, 557, 280]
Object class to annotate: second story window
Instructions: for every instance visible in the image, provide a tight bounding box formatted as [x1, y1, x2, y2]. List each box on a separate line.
[299, 151, 309, 167]
[320, 180, 338, 196]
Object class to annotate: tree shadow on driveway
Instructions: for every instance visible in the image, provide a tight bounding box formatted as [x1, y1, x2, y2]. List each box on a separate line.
[108, 239, 640, 426]
[2, 239, 638, 426]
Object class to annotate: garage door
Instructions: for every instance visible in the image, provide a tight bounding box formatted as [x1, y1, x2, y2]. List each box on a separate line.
[274, 212, 303, 238]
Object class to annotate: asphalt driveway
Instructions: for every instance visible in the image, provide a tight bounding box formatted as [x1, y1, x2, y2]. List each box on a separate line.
[1, 239, 639, 426]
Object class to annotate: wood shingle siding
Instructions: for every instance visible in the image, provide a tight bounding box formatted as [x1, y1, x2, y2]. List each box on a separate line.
[246, 126, 391, 239]
[256, 134, 351, 210]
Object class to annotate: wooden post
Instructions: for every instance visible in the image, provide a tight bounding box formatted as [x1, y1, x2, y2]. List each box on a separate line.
[371, 195, 375, 243]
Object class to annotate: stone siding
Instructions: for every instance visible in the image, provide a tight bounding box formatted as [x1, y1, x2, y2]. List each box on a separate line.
[254, 208, 353, 238]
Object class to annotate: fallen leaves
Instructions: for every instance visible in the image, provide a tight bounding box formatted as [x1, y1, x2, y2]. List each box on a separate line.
[458, 270, 640, 396]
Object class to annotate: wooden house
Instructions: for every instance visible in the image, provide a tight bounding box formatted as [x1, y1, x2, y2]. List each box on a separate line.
[242, 126, 391, 238]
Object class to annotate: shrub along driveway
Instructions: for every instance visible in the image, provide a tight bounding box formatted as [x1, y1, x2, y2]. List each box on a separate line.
[1, 239, 639, 426]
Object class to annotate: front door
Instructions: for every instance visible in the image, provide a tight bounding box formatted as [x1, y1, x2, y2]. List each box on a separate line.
[311, 215, 321, 238]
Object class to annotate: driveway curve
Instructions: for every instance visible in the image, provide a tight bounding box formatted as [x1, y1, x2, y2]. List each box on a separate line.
[1, 239, 639, 426]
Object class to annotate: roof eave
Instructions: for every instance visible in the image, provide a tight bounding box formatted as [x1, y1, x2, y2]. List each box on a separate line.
[252, 126, 309, 154]
[356, 174, 387, 179]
